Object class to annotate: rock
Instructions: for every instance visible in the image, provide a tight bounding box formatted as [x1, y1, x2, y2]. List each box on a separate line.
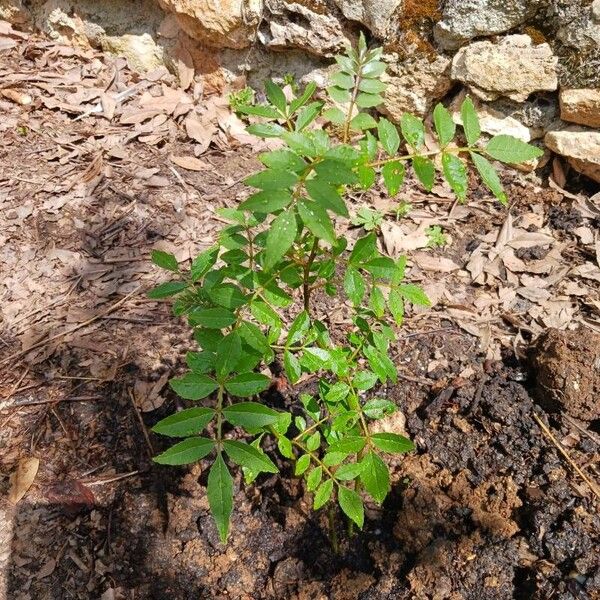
[434, 0, 542, 50]
[0, 0, 30, 25]
[381, 53, 452, 119]
[260, 0, 351, 57]
[549, 0, 600, 88]
[544, 128, 600, 183]
[333, 0, 402, 39]
[532, 328, 600, 422]
[157, 0, 262, 49]
[102, 33, 165, 72]
[560, 89, 600, 128]
[451, 35, 558, 102]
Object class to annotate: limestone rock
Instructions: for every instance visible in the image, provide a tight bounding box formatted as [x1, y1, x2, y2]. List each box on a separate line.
[333, 0, 402, 39]
[158, 0, 263, 49]
[545, 128, 600, 183]
[102, 33, 165, 72]
[0, 0, 30, 25]
[560, 88, 600, 128]
[260, 0, 351, 57]
[434, 0, 542, 50]
[451, 35, 558, 102]
[381, 53, 452, 119]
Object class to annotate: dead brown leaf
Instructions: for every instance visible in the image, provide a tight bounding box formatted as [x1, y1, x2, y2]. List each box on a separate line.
[9, 457, 40, 504]
[169, 154, 210, 171]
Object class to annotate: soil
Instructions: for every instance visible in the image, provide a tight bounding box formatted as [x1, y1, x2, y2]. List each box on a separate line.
[532, 328, 600, 423]
[1, 24, 600, 600]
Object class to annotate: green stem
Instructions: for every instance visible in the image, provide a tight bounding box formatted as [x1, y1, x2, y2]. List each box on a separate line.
[367, 146, 472, 168]
[216, 385, 224, 448]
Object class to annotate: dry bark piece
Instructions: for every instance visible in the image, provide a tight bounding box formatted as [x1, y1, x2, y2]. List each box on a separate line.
[531, 328, 600, 422]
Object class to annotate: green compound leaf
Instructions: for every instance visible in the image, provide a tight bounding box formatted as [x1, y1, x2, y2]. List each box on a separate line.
[338, 486, 364, 528]
[260, 149, 306, 172]
[298, 200, 336, 245]
[356, 92, 383, 108]
[245, 168, 298, 191]
[208, 284, 247, 310]
[381, 160, 405, 196]
[147, 281, 187, 299]
[350, 112, 378, 131]
[295, 453, 311, 476]
[284, 350, 302, 384]
[369, 285, 386, 318]
[239, 190, 293, 213]
[441, 153, 468, 201]
[412, 156, 435, 192]
[151, 250, 178, 272]
[207, 453, 233, 543]
[235, 104, 280, 119]
[287, 310, 310, 346]
[313, 478, 334, 509]
[186, 350, 216, 374]
[470, 152, 507, 204]
[377, 118, 400, 156]
[398, 283, 431, 306]
[154, 437, 214, 465]
[371, 432, 415, 454]
[335, 462, 364, 481]
[152, 407, 215, 437]
[190, 307, 237, 329]
[328, 435, 366, 454]
[344, 267, 366, 306]
[223, 402, 280, 429]
[170, 373, 219, 400]
[349, 232, 377, 265]
[433, 103, 456, 148]
[460, 96, 481, 146]
[215, 331, 242, 378]
[225, 372, 271, 397]
[360, 451, 390, 504]
[264, 209, 297, 271]
[305, 178, 348, 217]
[265, 79, 287, 113]
[306, 466, 323, 491]
[359, 79, 387, 94]
[363, 398, 396, 420]
[223, 439, 278, 473]
[246, 123, 286, 138]
[400, 113, 425, 148]
[387, 288, 404, 325]
[485, 134, 543, 164]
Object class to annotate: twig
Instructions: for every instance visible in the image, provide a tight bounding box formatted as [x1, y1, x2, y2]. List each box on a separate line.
[0, 395, 103, 411]
[3, 366, 29, 400]
[0, 287, 141, 366]
[128, 389, 154, 459]
[533, 412, 600, 502]
[83, 470, 140, 486]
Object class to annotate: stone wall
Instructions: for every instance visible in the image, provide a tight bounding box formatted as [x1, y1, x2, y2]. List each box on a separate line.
[2, 0, 599, 181]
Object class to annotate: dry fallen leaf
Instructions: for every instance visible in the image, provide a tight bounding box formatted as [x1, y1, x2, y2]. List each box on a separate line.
[9, 457, 40, 504]
[413, 253, 460, 272]
[169, 154, 210, 171]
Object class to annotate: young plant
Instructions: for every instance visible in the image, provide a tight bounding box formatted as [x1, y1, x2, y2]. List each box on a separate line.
[425, 225, 449, 248]
[228, 86, 255, 114]
[148, 34, 543, 544]
[352, 207, 385, 231]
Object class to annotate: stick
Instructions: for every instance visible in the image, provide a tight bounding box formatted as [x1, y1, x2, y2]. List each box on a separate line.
[0, 287, 141, 366]
[128, 389, 154, 458]
[533, 413, 600, 502]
